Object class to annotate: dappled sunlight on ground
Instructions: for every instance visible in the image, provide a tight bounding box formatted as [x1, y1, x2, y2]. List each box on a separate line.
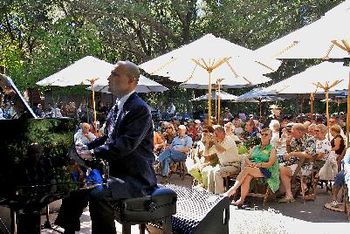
[41, 174, 348, 234]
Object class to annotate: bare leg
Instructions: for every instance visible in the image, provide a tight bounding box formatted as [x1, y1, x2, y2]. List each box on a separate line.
[233, 175, 254, 205]
[223, 169, 248, 197]
[223, 167, 263, 197]
[280, 166, 293, 198]
[332, 185, 341, 202]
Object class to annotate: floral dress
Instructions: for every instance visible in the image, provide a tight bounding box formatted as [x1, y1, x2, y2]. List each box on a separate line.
[251, 144, 280, 193]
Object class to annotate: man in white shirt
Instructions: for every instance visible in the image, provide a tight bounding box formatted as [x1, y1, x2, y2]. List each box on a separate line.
[202, 126, 241, 194]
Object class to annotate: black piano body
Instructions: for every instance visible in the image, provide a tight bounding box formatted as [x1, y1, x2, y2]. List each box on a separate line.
[0, 74, 81, 233]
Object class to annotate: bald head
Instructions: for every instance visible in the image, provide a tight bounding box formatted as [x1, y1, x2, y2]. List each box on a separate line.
[116, 61, 140, 82]
[108, 60, 140, 96]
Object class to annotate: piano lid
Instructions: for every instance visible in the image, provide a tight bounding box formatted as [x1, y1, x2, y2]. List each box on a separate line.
[0, 73, 37, 119]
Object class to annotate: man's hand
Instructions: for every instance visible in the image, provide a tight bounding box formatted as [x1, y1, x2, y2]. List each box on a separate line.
[284, 153, 292, 161]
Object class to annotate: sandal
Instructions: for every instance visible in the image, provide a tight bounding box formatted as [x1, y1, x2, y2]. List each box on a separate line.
[304, 194, 316, 201]
[278, 196, 295, 203]
[231, 200, 244, 208]
[324, 201, 345, 212]
[329, 200, 341, 208]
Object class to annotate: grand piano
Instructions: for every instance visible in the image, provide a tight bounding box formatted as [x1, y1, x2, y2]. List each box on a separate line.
[0, 74, 81, 233]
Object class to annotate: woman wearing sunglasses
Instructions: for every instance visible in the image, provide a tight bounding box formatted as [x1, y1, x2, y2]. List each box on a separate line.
[223, 128, 279, 206]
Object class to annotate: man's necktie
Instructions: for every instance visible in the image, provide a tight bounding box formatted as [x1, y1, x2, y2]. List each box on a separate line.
[107, 103, 118, 137]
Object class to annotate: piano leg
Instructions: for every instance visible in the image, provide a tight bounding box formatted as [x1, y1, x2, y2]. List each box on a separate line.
[10, 209, 16, 234]
[12, 209, 41, 234]
[43, 205, 51, 229]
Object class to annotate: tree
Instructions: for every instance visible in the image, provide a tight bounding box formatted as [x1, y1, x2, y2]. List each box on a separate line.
[202, 0, 343, 49]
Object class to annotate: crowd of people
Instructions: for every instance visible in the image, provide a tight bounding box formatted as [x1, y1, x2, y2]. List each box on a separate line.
[150, 105, 349, 210]
[3, 60, 349, 233]
[41, 88, 349, 212]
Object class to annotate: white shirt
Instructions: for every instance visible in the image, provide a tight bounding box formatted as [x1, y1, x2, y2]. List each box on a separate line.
[74, 129, 96, 145]
[210, 136, 240, 165]
[116, 90, 135, 119]
[270, 131, 280, 148]
[316, 138, 332, 161]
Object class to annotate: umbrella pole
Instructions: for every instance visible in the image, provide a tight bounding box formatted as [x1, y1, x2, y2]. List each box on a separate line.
[259, 100, 262, 118]
[310, 93, 314, 115]
[215, 91, 217, 122]
[347, 70, 350, 147]
[325, 89, 330, 140]
[218, 83, 221, 125]
[208, 71, 212, 126]
[90, 79, 97, 131]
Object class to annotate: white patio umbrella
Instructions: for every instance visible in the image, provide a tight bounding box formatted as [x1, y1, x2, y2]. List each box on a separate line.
[255, 0, 350, 60]
[267, 0, 350, 144]
[89, 75, 168, 93]
[263, 62, 349, 94]
[235, 88, 283, 117]
[36, 56, 114, 87]
[36, 56, 115, 128]
[263, 62, 349, 129]
[192, 90, 238, 101]
[140, 34, 277, 124]
[192, 90, 238, 124]
[278, 0, 350, 59]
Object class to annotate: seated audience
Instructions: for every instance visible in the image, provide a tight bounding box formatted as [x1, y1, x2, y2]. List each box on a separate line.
[330, 124, 346, 170]
[74, 122, 96, 145]
[325, 148, 350, 209]
[279, 123, 316, 203]
[224, 121, 240, 143]
[223, 128, 279, 206]
[233, 118, 244, 137]
[240, 119, 260, 150]
[202, 126, 241, 194]
[314, 124, 335, 189]
[269, 119, 280, 148]
[154, 129, 166, 154]
[158, 125, 193, 177]
[188, 126, 217, 186]
[163, 123, 176, 146]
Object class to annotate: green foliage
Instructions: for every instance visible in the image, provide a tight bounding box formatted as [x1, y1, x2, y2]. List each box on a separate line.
[0, 0, 345, 115]
[24, 18, 104, 90]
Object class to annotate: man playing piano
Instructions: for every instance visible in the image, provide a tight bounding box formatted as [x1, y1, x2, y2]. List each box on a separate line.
[56, 61, 157, 233]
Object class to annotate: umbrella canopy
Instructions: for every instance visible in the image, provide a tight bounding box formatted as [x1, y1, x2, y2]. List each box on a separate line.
[90, 75, 168, 93]
[36, 56, 114, 87]
[277, 0, 350, 59]
[140, 34, 276, 87]
[235, 87, 282, 102]
[192, 90, 238, 101]
[321, 96, 347, 103]
[263, 62, 348, 94]
[255, 0, 350, 60]
[139, 34, 276, 124]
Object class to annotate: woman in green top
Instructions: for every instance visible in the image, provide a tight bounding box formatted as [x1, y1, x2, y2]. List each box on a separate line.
[223, 128, 280, 206]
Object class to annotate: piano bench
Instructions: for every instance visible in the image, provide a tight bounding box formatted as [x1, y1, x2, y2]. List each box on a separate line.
[113, 186, 177, 234]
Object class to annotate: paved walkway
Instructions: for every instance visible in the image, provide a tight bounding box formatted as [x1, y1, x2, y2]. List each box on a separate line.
[38, 174, 349, 234]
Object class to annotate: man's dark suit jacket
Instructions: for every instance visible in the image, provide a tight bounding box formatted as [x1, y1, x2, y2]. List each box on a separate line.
[87, 92, 157, 198]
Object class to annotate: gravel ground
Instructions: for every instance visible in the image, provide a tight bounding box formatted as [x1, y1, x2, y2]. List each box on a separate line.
[37, 174, 349, 234]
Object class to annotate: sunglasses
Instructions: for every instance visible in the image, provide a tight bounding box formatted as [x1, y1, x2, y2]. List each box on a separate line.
[260, 133, 269, 137]
[202, 130, 209, 133]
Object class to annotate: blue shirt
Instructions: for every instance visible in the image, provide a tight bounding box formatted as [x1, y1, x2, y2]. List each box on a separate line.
[171, 135, 193, 152]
